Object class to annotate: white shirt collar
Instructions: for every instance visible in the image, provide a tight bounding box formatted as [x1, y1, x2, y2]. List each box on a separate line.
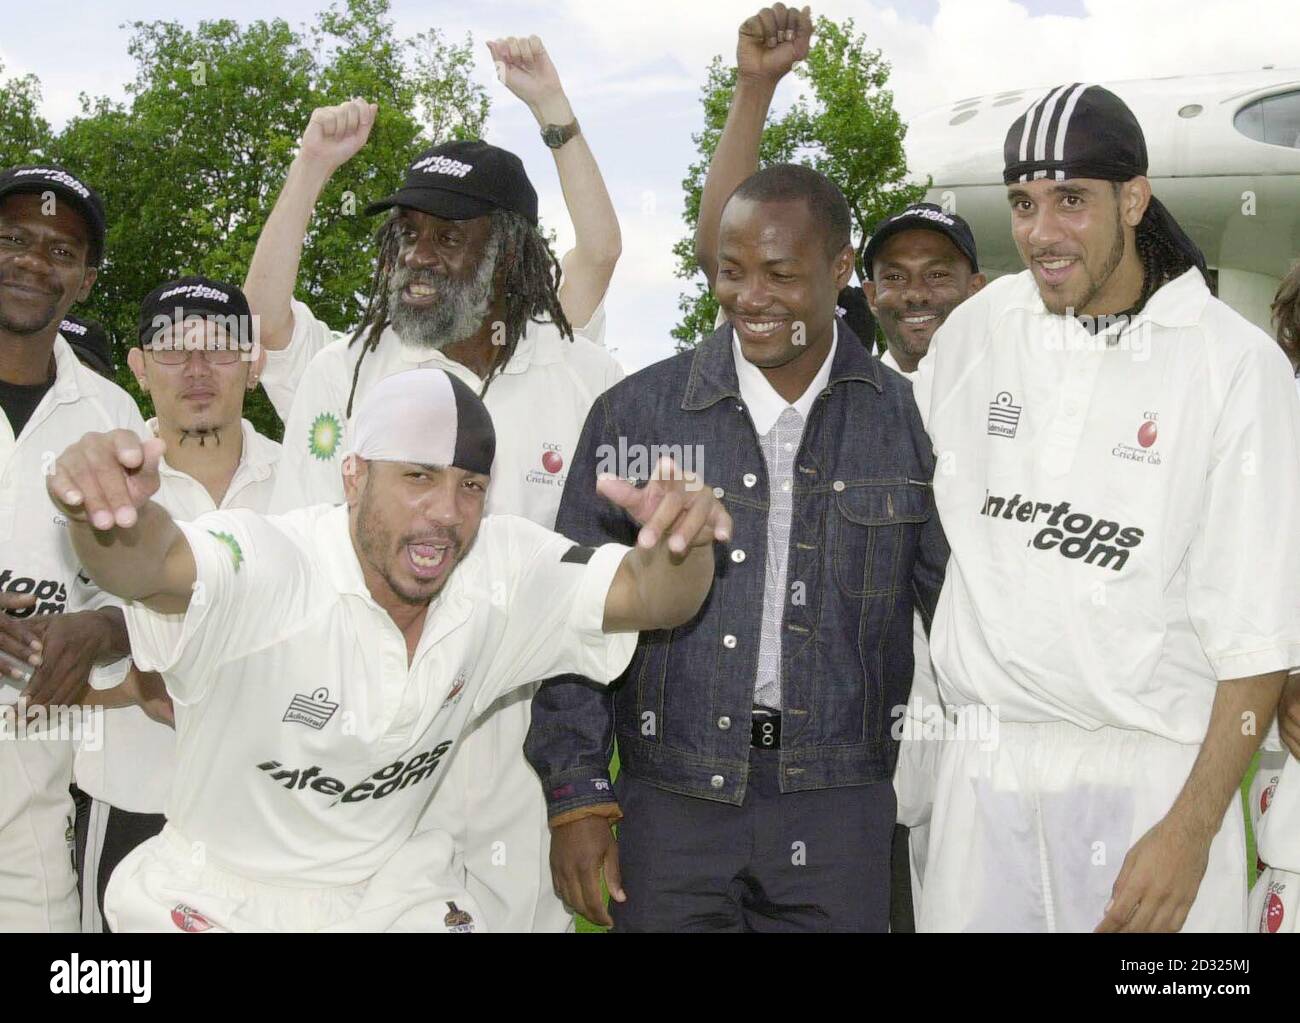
[732, 323, 838, 436]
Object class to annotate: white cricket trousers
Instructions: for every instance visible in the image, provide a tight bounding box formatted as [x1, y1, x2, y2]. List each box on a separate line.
[105, 824, 487, 933]
[0, 736, 78, 931]
[918, 712, 1247, 932]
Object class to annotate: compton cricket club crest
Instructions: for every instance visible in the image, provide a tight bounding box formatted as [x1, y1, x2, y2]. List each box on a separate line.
[444, 901, 475, 933]
[171, 903, 214, 932]
[442, 670, 468, 708]
[282, 687, 339, 730]
[1261, 882, 1287, 934]
[526, 442, 567, 488]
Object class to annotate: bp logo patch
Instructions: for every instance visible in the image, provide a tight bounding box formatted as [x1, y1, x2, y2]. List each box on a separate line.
[308, 412, 342, 461]
[208, 531, 244, 572]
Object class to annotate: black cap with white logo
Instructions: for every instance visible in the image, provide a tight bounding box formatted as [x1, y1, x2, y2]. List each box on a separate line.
[137, 275, 253, 349]
[862, 202, 979, 281]
[59, 315, 115, 378]
[0, 165, 107, 266]
[364, 140, 538, 225]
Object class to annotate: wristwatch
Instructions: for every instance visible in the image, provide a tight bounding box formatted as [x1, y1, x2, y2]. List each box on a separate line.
[540, 119, 581, 149]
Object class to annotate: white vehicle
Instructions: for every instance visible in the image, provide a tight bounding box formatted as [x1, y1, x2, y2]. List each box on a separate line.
[907, 67, 1300, 332]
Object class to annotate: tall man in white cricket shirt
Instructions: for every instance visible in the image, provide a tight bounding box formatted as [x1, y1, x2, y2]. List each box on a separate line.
[46, 368, 730, 932]
[244, 36, 622, 931]
[72, 276, 281, 932]
[0, 165, 147, 932]
[914, 84, 1300, 932]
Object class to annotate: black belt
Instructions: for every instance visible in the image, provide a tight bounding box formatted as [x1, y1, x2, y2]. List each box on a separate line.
[751, 708, 781, 750]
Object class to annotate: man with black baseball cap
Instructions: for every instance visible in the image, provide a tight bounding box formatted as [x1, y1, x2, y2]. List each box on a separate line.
[242, 34, 624, 932]
[861, 202, 984, 375]
[856, 200, 986, 931]
[66, 275, 282, 930]
[912, 84, 1300, 932]
[59, 316, 115, 380]
[0, 161, 147, 931]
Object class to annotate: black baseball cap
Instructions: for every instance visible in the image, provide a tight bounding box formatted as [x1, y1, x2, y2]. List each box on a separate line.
[862, 203, 979, 281]
[137, 275, 254, 350]
[364, 140, 538, 225]
[0, 165, 107, 266]
[59, 315, 115, 378]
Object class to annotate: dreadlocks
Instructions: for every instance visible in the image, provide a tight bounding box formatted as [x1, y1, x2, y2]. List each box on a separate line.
[344, 209, 573, 416]
[1272, 259, 1300, 371]
[490, 209, 573, 389]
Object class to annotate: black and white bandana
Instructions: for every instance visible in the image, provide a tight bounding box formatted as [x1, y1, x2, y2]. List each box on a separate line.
[1003, 83, 1207, 275]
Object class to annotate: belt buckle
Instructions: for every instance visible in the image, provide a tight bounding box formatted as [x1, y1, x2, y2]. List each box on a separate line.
[751, 708, 781, 750]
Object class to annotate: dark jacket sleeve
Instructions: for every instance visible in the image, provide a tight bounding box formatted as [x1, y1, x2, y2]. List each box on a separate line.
[907, 389, 950, 635]
[525, 389, 638, 821]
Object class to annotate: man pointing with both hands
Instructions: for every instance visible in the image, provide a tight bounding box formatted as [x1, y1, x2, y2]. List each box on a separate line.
[244, 34, 624, 931]
[46, 369, 729, 932]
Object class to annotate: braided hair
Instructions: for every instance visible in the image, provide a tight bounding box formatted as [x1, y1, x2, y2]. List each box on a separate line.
[344, 209, 574, 416]
[1132, 211, 1214, 311]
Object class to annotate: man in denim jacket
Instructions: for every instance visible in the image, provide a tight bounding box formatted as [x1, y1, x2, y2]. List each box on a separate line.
[525, 163, 949, 932]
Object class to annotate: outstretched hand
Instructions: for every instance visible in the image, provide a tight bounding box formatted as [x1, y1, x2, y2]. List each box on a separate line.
[46, 430, 166, 531]
[597, 456, 732, 555]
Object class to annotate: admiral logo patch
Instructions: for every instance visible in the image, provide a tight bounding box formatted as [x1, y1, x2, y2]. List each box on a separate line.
[282, 687, 339, 730]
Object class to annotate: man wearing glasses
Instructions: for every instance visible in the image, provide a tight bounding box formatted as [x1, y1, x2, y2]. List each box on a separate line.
[70, 275, 282, 930]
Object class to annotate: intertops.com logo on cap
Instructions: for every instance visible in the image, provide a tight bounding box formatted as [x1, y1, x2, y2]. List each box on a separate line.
[411, 155, 474, 179]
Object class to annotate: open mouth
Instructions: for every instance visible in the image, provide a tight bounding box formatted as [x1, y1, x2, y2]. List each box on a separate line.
[406, 542, 451, 580]
[401, 281, 441, 306]
[900, 313, 939, 327]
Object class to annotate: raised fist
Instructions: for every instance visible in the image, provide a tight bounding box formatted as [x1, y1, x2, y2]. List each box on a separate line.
[486, 36, 565, 112]
[738, 4, 813, 84]
[298, 98, 378, 175]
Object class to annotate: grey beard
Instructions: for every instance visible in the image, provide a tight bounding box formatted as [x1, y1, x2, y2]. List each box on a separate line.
[387, 243, 499, 351]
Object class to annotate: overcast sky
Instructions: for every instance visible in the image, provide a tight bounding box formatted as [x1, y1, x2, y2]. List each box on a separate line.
[3, 0, 1296, 369]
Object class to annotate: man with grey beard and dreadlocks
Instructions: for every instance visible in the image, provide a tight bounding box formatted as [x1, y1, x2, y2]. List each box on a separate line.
[242, 36, 622, 933]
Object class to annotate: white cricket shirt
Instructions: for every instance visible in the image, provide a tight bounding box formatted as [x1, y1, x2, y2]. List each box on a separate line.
[0, 335, 146, 646]
[0, 335, 145, 927]
[75, 418, 281, 812]
[262, 300, 622, 522]
[915, 268, 1300, 742]
[121, 503, 635, 886]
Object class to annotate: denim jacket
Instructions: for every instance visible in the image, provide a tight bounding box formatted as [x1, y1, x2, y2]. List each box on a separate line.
[525, 320, 948, 816]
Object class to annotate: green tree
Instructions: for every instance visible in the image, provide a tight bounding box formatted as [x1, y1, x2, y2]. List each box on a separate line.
[0, 60, 55, 166]
[672, 15, 926, 350]
[46, 0, 488, 438]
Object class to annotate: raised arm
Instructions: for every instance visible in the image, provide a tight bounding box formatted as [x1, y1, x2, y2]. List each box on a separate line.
[487, 35, 620, 327]
[45, 430, 196, 614]
[694, 5, 812, 287]
[243, 98, 378, 351]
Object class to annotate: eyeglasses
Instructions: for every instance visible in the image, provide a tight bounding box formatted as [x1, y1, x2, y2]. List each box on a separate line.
[144, 345, 245, 366]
